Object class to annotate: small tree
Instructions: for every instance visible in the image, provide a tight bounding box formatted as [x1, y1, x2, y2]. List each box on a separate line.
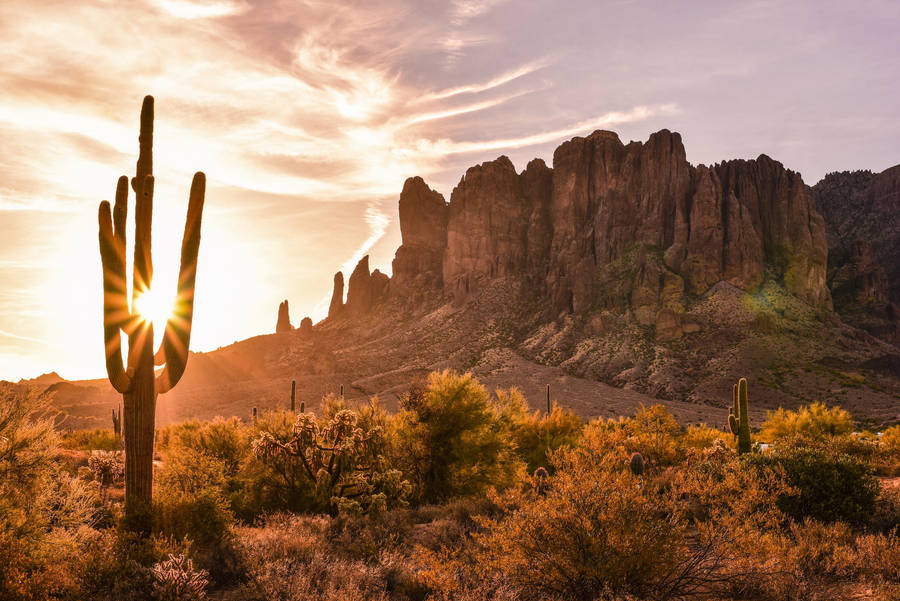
[395, 371, 523, 503]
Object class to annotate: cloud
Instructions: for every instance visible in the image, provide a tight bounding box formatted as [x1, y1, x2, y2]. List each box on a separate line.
[418, 59, 550, 102]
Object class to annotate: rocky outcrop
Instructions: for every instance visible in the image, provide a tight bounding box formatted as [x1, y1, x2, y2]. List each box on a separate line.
[396, 129, 829, 326]
[328, 272, 344, 318]
[443, 156, 535, 297]
[813, 166, 900, 342]
[542, 130, 830, 323]
[391, 177, 448, 296]
[345, 255, 389, 316]
[299, 316, 313, 337]
[275, 300, 292, 333]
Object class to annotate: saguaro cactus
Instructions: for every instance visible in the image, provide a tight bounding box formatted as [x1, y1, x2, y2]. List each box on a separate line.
[97, 96, 205, 531]
[111, 404, 121, 438]
[727, 378, 751, 454]
[291, 380, 296, 412]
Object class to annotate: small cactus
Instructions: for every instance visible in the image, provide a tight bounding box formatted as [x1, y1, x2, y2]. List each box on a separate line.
[290, 380, 296, 412]
[532, 466, 550, 494]
[111, 404, 121, 438]
[150, 553, 208, 601]
[629, 452, 645, 476]
[546, 384, 551, 415]
[727, 378, 752, 455]
[252, 407, 257, 423]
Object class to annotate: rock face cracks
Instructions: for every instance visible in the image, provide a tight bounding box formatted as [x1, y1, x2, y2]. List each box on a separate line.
[386, 129, 831, 325]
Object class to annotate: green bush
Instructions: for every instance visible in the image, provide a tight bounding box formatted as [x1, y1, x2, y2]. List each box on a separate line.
[61, 428, 121, 451]
[394, 371, 524, 504]
[760, 402, 854, 441]
[509, 399, 582, 472]
[154, 449, 234, 547]
[744, 445, 879, 526]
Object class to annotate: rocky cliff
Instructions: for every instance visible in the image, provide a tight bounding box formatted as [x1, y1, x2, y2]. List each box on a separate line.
[812, 166, 900, 342]
[390, 129, 830, 333]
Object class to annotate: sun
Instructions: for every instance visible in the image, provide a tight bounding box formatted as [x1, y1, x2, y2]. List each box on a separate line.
[132, 286, 174, 332]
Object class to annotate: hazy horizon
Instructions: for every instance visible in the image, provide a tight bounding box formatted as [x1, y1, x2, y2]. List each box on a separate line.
[2, 0, 899, 381]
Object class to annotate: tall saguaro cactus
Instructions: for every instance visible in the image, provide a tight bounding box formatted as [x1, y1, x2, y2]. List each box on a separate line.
[97, 96, 205, 531]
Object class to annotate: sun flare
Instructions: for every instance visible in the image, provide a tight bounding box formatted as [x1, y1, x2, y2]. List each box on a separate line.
[132, 287, 174, 332]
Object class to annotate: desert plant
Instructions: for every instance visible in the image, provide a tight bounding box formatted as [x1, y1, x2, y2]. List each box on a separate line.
[290, 380, 296, 412]
[395, 371, 524, 503]
[252, 406, 409, 515]
[150, 553, 208, 601]
[88, 450, 124, 503]
[630, 451, 646, 476]
[760, 401, 854, 442]
[744, 444, 879, 526]
[510, 400, 582, 472]
[728, 378, 752, 454]
[112, 404, 122, 438]
[96, 95, 206, 532]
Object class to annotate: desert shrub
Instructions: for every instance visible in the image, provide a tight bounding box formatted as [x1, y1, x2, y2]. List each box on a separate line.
[77, 529, 191, 601]
[680, 424, 730, 451]
[155, 448, 234, 546]
[395, 371, 524, 503]
[150, 553, 209, 601]
[252, 401, 409, 516]
[0, 391, 102, 601]
[744, 444, 879, 526]
[418, 445, 720, 601]
[157, 417, 248, 477]
[581, 404, 684, 470]
[88, 450, 124, 503]
[509, 400, 582, 472]
[61, 428, 121, 451]
[759, 402, 854, 441]
[237, 514, 391, 601]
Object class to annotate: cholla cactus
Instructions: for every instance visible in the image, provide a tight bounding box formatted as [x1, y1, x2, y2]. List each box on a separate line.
[150, 554, 208, 601]
[252, 408, 410, 514]
[88, 450, 124, 503]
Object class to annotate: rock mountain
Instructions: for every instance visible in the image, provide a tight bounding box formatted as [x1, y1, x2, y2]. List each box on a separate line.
[32, 129, 900, 429]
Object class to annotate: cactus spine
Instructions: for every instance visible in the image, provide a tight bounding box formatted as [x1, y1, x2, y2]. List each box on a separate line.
[291, 380, 296, 412]
[111, 404, 121, 438]
[97, 96, 205, 532]
[728, 378, 751, 454]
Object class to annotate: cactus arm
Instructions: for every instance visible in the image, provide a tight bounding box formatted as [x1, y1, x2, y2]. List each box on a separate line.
[131, 96, 153, 195]
[156, 172, 205, 394]
[728, 410, 737, 435]
[98, 188, 132, 394]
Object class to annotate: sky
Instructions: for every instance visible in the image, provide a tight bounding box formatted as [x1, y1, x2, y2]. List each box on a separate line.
[1, 0, 898, 381]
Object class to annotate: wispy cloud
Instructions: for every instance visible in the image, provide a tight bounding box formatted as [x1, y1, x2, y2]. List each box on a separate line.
[418, 59, 550, 102]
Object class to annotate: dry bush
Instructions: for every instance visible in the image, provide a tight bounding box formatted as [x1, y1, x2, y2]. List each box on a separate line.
[236, 514, 390, 601]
